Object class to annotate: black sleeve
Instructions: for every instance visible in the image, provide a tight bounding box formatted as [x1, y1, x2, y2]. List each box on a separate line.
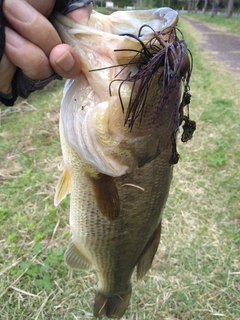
[0, 70, 62, 107]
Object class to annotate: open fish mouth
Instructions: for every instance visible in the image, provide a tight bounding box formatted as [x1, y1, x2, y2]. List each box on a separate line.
[52, 8, 195, 168]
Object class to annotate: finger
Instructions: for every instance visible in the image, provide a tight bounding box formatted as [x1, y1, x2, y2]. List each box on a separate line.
[67, 3, 93, 24]
[3, 0, 61, 56]
[0, 54, 16, 94]
[25, 0, 56, 17]
[50, 44, 82, 79]
[49, 5, 93, 78]
[5, 27, 53, 80]
[49, 3, 92, 78]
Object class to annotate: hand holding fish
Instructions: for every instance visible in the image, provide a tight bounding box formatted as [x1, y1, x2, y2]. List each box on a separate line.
[0, 0, 92, 106]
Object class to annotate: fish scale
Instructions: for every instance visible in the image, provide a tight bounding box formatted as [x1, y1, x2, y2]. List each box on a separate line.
[61, 122, 173, 291]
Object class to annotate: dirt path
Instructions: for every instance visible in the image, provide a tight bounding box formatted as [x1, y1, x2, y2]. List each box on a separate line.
[180, 15, 240, 76]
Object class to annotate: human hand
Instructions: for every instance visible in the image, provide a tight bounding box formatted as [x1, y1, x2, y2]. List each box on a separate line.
[0, 0, 92, 105]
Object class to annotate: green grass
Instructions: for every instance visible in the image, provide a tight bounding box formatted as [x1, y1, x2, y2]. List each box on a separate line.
[1, 18, 240, 320]
[184, 13, 240, 34]
[94, 7, 112, 15]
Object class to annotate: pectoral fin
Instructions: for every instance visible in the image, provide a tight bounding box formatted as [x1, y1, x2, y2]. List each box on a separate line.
[64, 240, 91, 270]
[136, 222, 162, 279]
[88, 173, 120, 221]
[54, 168, 71, 206]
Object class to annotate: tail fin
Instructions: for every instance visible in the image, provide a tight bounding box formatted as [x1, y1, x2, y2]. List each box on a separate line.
[94, 287, 132, 319]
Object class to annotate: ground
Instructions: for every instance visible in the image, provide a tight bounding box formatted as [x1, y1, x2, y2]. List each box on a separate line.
[0, 14, 239, 320]
[180, 15, 240, 78]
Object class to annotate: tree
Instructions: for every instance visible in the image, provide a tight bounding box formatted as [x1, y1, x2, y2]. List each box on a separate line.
[202, 0, 208, 12]
[210, 0, 221, 17]
[226, 0, 234, 17]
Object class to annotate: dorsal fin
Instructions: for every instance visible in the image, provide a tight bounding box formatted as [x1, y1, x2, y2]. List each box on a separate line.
[136, 222, 162, 279]
[54, 168, 71, 206]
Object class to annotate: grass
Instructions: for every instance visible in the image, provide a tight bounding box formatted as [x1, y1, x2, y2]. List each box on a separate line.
[1, 17, 240, 320]
[184, 13, 240, 34]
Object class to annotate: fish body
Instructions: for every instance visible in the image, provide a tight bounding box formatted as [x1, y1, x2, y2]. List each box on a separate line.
[53, 8, 192, 318]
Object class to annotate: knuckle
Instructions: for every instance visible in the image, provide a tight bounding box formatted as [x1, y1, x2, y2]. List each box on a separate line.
[24, 52, 52, 79]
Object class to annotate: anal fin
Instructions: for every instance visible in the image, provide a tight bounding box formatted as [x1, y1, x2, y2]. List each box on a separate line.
[136, 222, 162, 279]
[94, 287, 132, 319]
[64, 240, 91, 270]
[54, 168, 71, 206]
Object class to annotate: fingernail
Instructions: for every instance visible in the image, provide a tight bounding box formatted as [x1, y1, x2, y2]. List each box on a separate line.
[4, 0, 35, 23]
[56, 51, 75, 72]
[6, 27, 25, 49]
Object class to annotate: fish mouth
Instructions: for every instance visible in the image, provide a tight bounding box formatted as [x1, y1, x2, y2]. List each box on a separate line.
[52, 8, 189, 128]
[53, 8, 195, 175]
[52, 8, 190, 130]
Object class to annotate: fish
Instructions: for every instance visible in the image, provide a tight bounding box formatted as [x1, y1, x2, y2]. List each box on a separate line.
[52, 7, 195, 319]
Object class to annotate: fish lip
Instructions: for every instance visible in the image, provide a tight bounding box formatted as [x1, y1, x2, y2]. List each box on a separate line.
[153, 7, 179, 26]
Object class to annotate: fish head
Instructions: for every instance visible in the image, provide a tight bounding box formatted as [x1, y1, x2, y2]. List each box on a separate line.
[52, 8, 191, 176]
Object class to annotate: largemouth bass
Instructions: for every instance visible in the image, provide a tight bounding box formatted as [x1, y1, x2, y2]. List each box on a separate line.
[53, 7, 195, 319]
